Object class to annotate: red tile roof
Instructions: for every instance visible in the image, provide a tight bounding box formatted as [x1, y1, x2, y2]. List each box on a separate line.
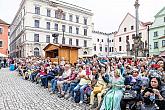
[158, 36, 165, 39]
[0, 18, 9, 25]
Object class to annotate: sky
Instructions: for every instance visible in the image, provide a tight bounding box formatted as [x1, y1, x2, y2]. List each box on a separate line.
[0, 0, 164, 32]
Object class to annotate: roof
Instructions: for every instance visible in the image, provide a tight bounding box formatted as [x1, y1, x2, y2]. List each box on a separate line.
[43, 43, 81, 51]
[158, 36, 165, 39]
[117, 13, 145, 32]
[155, 6, 165, 17]
[0, 18, 9, 25]
[159, 51, 165, 57]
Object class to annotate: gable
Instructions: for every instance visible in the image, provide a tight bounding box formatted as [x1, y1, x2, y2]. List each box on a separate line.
[155, 7, 165, 17]
[116, 13, 144, 35]
[43, 44, 59, 51]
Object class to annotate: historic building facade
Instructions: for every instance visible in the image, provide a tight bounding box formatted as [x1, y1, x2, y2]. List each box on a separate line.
[10, 0, 93, 58]
[0, 19, 9, 56]
[149, 7, 165, 56]
[115, 13, 150, 57]
[91, 30, 116, 56]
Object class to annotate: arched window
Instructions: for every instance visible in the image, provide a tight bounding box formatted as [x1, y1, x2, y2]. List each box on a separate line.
[34, 47, 39, 56]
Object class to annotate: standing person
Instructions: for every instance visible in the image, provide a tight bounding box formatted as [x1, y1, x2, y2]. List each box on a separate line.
[3, 58, 6, 68]
[0, 58, 1, 69]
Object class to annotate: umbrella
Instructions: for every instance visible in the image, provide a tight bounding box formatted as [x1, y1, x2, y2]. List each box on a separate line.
[0, 53, 7, 57]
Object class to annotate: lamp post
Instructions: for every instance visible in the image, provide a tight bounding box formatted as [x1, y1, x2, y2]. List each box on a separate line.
[107, 37, 109, 56]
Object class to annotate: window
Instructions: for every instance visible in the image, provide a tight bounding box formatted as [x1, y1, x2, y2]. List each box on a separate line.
[84, 40, 87, 47]
[132, 34, 135, 39]
[0, 28, 2, 34]
[62, 37, 65, 44]
[62, 25, 65, 32]
[69, 38, 72, 45]
[34, 20, 39, 28]
[154, 31, 158, 37]
[164, 17, 165, 22]
[126, 36, 129, 40]
[46, 35, 50, 43]
[112, 40, 113, 42]
[55, 10, 58, 18]
[162, 40, 165, 47]
[47, 9, 51, 17]
[124, 28, 127, 32]
[62, 13, 66, 20]
[34, 47, 39, 56]
[0, 41, 2, 47]
[139, 33, 142, 37]
[84, 29, 87, 36]
[119, 46, 122, 51]
[131, 26, 134, 30]
[76, 27, 79, 34]
[154, 42, 158, 48]
[76, 16, 79, 23]
[69, 14, 73, 22]
[84, 18, 87, 25]
[105, 47, 107, 52]
[100, 46, 102, 51]
[35, 6, 40, 15]
[94, 46, 96, 51]
[76, 39, 79, 46]
[102, 39, 103, 42]
[97, 39, 99, 42]
[69, 26, 72, 33]
[46, 22, 50, 30]
[109, 47, 111, 52]
[55, 23, 58, 31]
[34, 34, 39, 42]
[119, 37, 121, 42]
[132, 44, 135, 50]
[112, 47, 114, 52]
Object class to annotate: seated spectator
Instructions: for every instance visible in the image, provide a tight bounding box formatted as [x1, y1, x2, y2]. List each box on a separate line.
[142, 77, 165, 110]
[100, 69, 124, 110]
[73, 65, 92, 104]
[60, 66, 77, 98]
[56, 64, 71, 95]
[50, 64, 64, 94]
[89, 67, 110, 109]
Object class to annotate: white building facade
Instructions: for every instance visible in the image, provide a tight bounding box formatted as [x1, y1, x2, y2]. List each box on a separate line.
[91, 31, 116, 57]
[10, 0, 93, 58]
[115, 13, 150, 57]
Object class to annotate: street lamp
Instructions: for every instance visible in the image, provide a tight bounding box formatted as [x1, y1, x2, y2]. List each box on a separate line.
[52, 33, 59, 44]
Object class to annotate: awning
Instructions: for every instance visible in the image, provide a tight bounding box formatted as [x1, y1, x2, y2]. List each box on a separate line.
[0, 53, 7, 57]
[159, 51, 165, 57]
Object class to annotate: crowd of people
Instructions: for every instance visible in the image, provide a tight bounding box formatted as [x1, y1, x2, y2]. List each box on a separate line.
[12, 55, 165, 110]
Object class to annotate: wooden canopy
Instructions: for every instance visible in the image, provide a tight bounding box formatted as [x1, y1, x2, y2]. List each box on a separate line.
[43, 43, 81, 64]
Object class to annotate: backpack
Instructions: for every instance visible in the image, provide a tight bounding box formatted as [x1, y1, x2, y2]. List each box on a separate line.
[74, 90, 80, 103]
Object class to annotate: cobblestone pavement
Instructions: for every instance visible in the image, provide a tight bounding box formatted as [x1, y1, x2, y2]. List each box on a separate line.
[0, 68, 89, 110]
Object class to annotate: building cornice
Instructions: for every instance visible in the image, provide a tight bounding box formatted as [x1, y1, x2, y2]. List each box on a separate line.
[92, 30, 117, 35]
[150, 25, 165, 30]
[34, 0, 93, 16]
[11, 0, 26, 26]
[115, 28, 147, 37]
